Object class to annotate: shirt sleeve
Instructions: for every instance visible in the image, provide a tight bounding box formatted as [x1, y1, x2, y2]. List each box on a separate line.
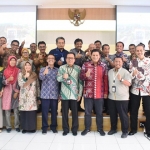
[79, 63, 87, 81]
[103, 67, 108, 95]
[57, 66, 66, 82]
[39, 68, 46, 80]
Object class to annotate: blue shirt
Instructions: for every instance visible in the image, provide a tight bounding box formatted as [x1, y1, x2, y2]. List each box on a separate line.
[49, 48, 68, 68]
[39, 67, 59, 99]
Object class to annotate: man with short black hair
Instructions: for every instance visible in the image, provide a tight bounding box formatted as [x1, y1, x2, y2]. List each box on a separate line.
[94, 40, 102, 51]
[80, 49, 108, 136]
[108, 56, 131, 138]
[49, 37, 68, 68]
[57, 52, 83, 136]
[70, 38, 85, 112]
[128, 44, 136, 61]
[111, 41, 129, 70]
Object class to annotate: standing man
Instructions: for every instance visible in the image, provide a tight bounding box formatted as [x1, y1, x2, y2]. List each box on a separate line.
[108, 57, 131, 138]
[129, 44, 150, 138]
[144, 40, 150, 58]
[57, 52, 83, 136]
[49, 37, 68, 68]
[80, 49, 108, 136]
[94, 40, 102, 53]
[85, 43, 96, 62]
[128, 44, 136, 62]
[101, 44, 114, 114]
[0, 40, 21, 68]
[70, 38, 85, 112]
[39, 54, 59, 134]
[112, 41, 129, 70]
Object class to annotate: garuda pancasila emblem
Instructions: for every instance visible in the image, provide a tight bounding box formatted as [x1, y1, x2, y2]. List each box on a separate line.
[68, 9, 86, 26]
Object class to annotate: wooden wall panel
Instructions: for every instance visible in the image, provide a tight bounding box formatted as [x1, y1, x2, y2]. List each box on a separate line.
[38, 8, 116, 20]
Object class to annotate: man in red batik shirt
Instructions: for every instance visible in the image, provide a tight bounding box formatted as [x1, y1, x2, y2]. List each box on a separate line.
[80, 49, 108, 136]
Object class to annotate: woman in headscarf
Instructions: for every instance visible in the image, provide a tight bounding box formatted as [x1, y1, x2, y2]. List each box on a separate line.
[2, 56, 20, 133]
[0, 65, 4, 133]
[18, 61, 40, 134]
[17, 48, 35, 71]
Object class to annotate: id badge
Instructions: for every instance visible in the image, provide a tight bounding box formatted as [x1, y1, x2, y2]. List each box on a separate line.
[60, 57, 64, 62]
[66, 79, 71, 85]
[112, 86, 116, 93]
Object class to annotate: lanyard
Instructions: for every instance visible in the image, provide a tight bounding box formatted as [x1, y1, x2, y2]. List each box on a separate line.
[113, 68, 122, 84]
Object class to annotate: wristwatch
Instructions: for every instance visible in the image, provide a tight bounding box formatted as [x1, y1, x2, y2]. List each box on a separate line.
[120, 78, 124, 82]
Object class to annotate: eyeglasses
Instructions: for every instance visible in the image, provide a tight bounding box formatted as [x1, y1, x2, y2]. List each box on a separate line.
[22, 52, 29, 54]
[12, 44, 19, 47]
[47, 58, 55, 60]
[67, 57, 75, 60]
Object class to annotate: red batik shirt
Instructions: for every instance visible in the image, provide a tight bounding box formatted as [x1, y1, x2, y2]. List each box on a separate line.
[80, 61, 108, 99]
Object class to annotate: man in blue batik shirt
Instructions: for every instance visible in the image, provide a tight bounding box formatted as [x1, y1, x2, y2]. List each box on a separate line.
[39, 54, 59, 135]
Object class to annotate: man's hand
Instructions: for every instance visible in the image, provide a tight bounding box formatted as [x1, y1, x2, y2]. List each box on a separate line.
[77, 96, 81, 102]
[21, 40, 25, 46]
[117, 74, 122, 81]
[63, 73, 68, 79]
[122, 56, 127, 62]
[133, 69, 138, 77]
[86, 69, 91, 77]
[104, 94, 108, 99]
[43, 66, 49, 75]
[58, 60, 63, 66]
[76, 51, 82, 59]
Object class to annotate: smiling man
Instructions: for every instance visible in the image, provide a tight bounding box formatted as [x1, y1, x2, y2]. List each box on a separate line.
[80, 49, 108, 136]
[108, 56, 131, 138]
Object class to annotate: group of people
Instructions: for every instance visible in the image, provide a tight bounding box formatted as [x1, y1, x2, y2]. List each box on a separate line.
[0, 36, 150, 139]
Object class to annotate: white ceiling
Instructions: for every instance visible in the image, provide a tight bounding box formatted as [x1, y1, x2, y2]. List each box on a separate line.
[1, 0, 150, 8]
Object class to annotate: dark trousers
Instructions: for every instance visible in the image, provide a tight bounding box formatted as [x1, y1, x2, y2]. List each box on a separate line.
[130, 93, 150, 134]
[108, 99, 129, 133]
[62, 100, 78, 133]
[41, 99, 58, 131]
[84, 98, 104, 130]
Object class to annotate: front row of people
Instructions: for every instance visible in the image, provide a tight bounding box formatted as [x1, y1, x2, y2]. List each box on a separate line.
[0, 45, 150, 139]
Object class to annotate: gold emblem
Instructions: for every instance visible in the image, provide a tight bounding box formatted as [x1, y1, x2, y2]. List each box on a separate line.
[68, 9, 86, 26]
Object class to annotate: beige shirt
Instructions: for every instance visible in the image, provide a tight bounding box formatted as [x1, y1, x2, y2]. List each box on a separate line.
[108, 67, 132, 100]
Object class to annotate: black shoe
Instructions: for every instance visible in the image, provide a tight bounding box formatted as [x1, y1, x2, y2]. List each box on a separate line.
[98, 129, 105, 136]
[30, 130, 36, 133]
[128, 131, 137, 135]
[81, 129, 90, 136]
[72, 132, 77, 136]
[6, 128, 11, 133]
[42, 130, 47, 135]
[108, 130, 117, 135]
[78, 107, 85, 112]
[51, 129, 58, 133]
[22, 130, 26, 134]
[121, 133, 128, 138]
[63, 131, 69, 136]
[16, 128, 20, 132]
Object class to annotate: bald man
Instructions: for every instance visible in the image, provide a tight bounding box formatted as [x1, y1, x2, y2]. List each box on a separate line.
[85, 43, 96, 62]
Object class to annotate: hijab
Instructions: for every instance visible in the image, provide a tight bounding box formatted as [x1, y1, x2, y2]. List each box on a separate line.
[22, 61, 37, 87]
[3, 56, 19, 84]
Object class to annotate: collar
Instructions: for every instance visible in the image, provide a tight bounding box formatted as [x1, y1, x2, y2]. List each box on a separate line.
[113, 67, 122, 72]
[66, 64, 74, 68]
[115, 52, 124, 57]
[47, 66, 56, 69]
[90, 60, 101, 66]
[56, 48, 64, 52]
[137, 57, 146, 62]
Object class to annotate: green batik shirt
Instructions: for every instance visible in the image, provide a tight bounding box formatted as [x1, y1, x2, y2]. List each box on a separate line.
[57, 64, 83, 100]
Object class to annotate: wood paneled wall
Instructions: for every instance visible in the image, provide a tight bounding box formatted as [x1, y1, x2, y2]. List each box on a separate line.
[38, 8, 116, 20]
